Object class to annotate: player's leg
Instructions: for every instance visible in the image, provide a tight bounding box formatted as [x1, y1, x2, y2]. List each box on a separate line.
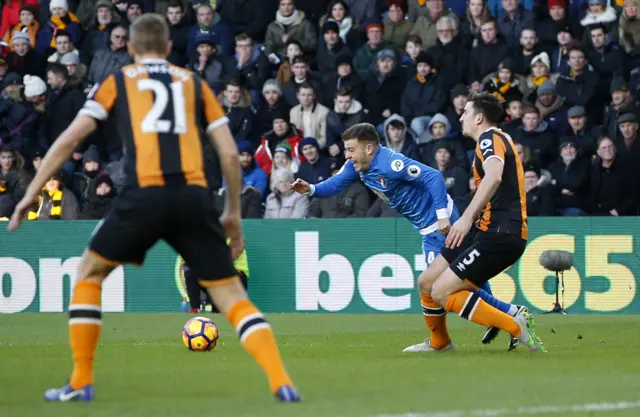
[183, 264, 203, 313]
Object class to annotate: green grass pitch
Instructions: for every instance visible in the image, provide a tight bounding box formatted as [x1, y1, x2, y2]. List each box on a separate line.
[1, 314, 640, 417]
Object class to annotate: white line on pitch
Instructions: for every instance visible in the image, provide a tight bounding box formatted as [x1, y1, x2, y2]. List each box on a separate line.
[377, 400, 640, 417]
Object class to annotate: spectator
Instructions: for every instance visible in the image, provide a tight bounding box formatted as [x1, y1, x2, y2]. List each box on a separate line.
[307, 161, 370, 217]
[0, 0, 39, 41]
[434, 142, 469, 202]
[317, 0, 361, 51]
[217, 0, 275, 44]
[214, 185, 263, 218]
[549, 138, 590, 216]
[119, 0, 144, 28]
[586, 23, 627, 98]
[488, 0, 533, 17]
[70, 144, 102, 205]
[417, 113, 467, 168]
[1, 3, 39, 52]
[60, 52, 87, 88]
[254, 79, 289, 140]
[232, 34, 271, 105]
[78, 172, 117, 219]
[235, 141, 269, 198]
[511, 27, 541, 75]
[443, 84, 468, 136]
[514, 142, 552, 185]
[0, 144, 29, 218]
[367, 196, 403, 217]
[81, 0, 120, 66]
[0, 73, 40, 158]
[400, 52, 446, 136]
[496, 0, 535, 47]
[382, 115, 421, 160]
[264, 167, 309, 218]
[384, 0, 415, 51]
[289, 82, 330, 149]
[534, 80, 568, 134]
[619, 0, 640, 60]
[321, 54, 363, 107]
[23, 74, 47, 115]
[46, 31, 76, 63]
[362, 49, 405, 129]
[30, 171, 80, 220]
[563, 105, 600, 157]
[167, 0, 190, 67]
[468, 20, 510, 86]
[295, 0, 333, 29]
[555, 45, 600, 121]
[580, 0, 618, 44]
[616, 113, 640, 169]
[589, 136, 638, 215]
[36, 0, 83, 56]
[343, 0, 377, 31]
[426, 16, 469, 90]
[296, 137, 335, 184]
[7, 32, 45, 78]
[220, 78, 254, 144]
[524, 163, 555, 215]
[187, 4, 234, 59]
[282, 56, 323, 108]
[550, 24, 575, 74]
[190, 33, 232, 94]
[276, 39, 303, 86]
[482, 58, 528, 103]
[460, 0, 491, 48]
[603, 77, 640, 140]
[525, 52, 557, 101]
[87, 26, 133, 87]
[400, 34, 422, 77]
[410, 0, 460, 49]
[500, 95, 524, 133]
[264, 0, 317, 60]
[537, 0, 582, 55]
[353, 20, 395, 78]
[511, 105, 557, 167]
[315, 21, 352, 78]
[326, 86, 366, 159]
[255, 110, 304, 174]
[270, 141, 300, 190]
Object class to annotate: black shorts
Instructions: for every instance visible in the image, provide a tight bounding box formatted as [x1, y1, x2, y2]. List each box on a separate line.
[440, 228, 526, 286]
[89, 186, 237, 282]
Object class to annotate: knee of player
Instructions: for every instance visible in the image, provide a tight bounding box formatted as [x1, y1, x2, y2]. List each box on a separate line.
[77, 250, 117, 283]
[430, 283, 449, 307]
[417, 272, 434, 294]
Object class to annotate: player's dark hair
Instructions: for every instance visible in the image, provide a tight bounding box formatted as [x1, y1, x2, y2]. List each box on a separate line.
[130, 13, 169, 56]
[335, 87, 352, 98]
[47, 62, 69, 80]
[342, 123, 380, 144]
[467, 92, 504, 125]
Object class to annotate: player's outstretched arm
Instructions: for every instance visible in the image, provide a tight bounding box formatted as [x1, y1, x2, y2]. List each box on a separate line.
[302, 161, 359, 198]
[7, 115, 97, 232]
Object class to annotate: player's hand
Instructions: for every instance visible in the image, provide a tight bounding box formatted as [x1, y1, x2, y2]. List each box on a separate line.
[445, 216, 472, 249]
[220, 213, 245, 260]
[6, 197, 32, 232]
[290, 178, 310, 194]
[437, 218, 451, 235]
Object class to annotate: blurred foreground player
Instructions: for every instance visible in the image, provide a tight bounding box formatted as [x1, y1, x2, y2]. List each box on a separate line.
[8, 14, 300, 402]
[411, 93, 545, 352]
[291, 123, 521, 352]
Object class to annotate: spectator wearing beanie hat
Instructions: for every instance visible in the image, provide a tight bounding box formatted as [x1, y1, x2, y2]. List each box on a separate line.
[384, 0, 415, 51]
[321, 53, 363, 107]
[255, 79, 290, 139]
[536, 0, 582, 53]
[400, 51, 446, 137]
[7, 31, 45, 78]
[0, 0, 39, 41]
[1, 4, 39, 52]
[23, 74, 47, 104]
[36, 0, 82, 56]
[603, 76, 640, 140]
[222, 141, 269, 199]
[269, 140, 300, 192]
[353, 17, 396, 78]
[526, 52, 558, 95]
[78, 173, 117, 220]
[315, 20, 352, 78]
[296, 137, 335, 185]
[535, 79, 568, 134]
[120, 0, 143, 27]
[254, 109, 305, 175]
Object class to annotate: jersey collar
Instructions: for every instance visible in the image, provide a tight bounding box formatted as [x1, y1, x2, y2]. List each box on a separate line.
[140, 58, 168, 64]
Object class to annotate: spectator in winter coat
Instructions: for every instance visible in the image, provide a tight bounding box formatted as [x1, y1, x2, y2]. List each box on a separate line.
[46, 30, 77, 64]
[264, 0, 317, 60]
[602, 77, 640, 140]
[443, 84, 468, 137]
[70, 145, 102, 206]
[264, 168, 309, 218]
[416, 113, 468, 168]
[7, 32, 45, 78]
[426, 16, 469, 90]
[78, 173, 116, 219]
[616, 112, 640, 171]
[401, 51, 446, 136]
[382, 115, 421, 161]
[296, 137, 335, 184]
[321, 54, 363, 107]
[459, 0, 491, 48]
[343, 0, 377, 31]
[217, 0, 275, 44]
[0, 73, 40, 158]
[220, 78, 254, 144]
[548, 139, 590, 215]
[555, 45, 601, 122]
[524, 164, 555, 216]
[362, 49, 405, 127]
[400, 34, 422, 78]
[234, 141, 269, 198]
[487, 0, 534, 17]
[563, 105, 601, 157]
[326, 86, 367, 159]
[0, 0, 39, 41]
[307, 161, 370, 218]
[481, 58, 529, 104]
[270, 141, 300, 191]
[187, 4, 234, 59]
[317, 0, 362, 51]
[282, 56, 324, 108]
[410, 0, 460, 49]
[36, 0, 83, 56]
[214, 186, 263, 218]
[167, 1, 191, 67]
[31, 172, 80, 220]
[80, 0, 119, 65]
[511, 105, 558, 167]
[254, 110, 305, 175]
[232, 34, 271, 105]
[433, 142, 469, 202]
[618, 0, 640, 59]
[87, 26, 133, 87]
[384, 0, 415, 51]
[353, 20, 396, 78]
[589, 136, 638, 215]
[534, 80, 568, 134]
[468, 20, 510, 86]
[276, 40, 303, 87]
[289, 82, 330, 149]
[0, 144, 28, 218]
[510, 27, 542, 76]
[580, 0, 618, 45]
[536, 0, 582, 55]
[315, 21, 352, 78]
[254, 79, 290, 140]
[496, 0, 535, 47]
[525, 52, 560, 102]
[190, 33, 233, 94]
[118, 0, 144, 28]
[550, 24, 575, 75]
[1, 3, 39, 52]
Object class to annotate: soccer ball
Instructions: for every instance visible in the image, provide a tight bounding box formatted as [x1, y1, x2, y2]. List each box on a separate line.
[182, 316, 219, 351]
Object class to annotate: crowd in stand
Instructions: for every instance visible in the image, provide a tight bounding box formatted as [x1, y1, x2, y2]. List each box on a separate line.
[1, 0, 639, 221]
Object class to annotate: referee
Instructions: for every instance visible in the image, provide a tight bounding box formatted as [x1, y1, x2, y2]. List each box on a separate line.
[183, 239, 249, 313]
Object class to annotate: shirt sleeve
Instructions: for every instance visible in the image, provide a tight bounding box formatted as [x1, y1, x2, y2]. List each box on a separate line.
[477, 131, 507, 166]
[79, 74, 117, 121]
[309, 160, 359, 198]
[200, 78, 229, 133]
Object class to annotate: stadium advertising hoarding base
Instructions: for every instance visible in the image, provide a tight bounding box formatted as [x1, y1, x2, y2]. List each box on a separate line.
[0, 218, 638, 314]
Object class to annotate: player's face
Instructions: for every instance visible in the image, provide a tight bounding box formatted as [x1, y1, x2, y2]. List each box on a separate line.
[344, 138, 372, 172]
[460, 102, 478, 139]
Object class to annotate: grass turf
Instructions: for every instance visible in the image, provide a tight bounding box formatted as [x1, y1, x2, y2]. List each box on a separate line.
[1, 314, 639, 417]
